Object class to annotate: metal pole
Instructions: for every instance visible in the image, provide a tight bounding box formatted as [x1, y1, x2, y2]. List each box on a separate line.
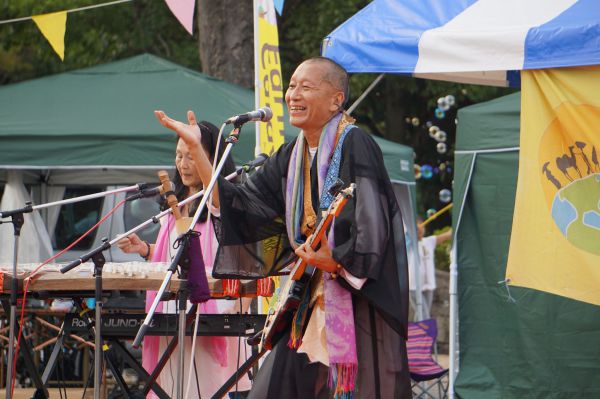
[177, 295, 187, 399]
[93, 252, 106, 399]
[448, 240, 458, 398]
[253, 0, 261, 157]
[346, 73, 385, 116]
[5, 231, 19, 399]
[31, 185, 140, 212]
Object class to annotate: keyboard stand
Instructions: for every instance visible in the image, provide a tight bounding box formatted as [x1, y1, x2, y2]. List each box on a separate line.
[40, 299, 170, 399]
[0, 299, 49, 399]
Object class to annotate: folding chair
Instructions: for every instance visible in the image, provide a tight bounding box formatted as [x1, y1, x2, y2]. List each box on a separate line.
[407, 319, 448, 399]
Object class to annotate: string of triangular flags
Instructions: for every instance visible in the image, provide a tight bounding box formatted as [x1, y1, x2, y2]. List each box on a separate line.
[0, 0, 199, 61]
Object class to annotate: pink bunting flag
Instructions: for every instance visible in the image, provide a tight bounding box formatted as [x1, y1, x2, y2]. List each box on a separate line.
[164, 0, 195, 35]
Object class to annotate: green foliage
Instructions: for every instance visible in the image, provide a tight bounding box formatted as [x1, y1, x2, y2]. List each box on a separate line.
[277, 1, 515, 226]
[433, 226, 452, 272]
[0, 0, 517, 231]
[279, 0, 369, 80]
[0, 0, 199, 84]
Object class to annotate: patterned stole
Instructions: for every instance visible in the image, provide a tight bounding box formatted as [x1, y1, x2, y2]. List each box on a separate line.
[285, 112, 359, 398]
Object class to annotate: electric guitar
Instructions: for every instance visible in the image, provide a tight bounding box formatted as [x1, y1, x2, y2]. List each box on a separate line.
[257, 181, 356, 351]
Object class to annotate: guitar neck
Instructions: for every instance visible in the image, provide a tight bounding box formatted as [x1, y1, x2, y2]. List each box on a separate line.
[291, 212, 335, 280]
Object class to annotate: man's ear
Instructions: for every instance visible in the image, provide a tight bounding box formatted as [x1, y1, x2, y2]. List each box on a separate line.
[332, 91, 345, 111]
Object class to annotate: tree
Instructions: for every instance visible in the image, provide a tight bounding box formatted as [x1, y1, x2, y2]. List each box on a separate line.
[0, 0, 515, 224]
[197, 0, 254, 89]
[277, 0, 515, 222]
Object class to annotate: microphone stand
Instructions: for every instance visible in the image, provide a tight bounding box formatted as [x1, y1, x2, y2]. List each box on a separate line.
[57, 180, 222, 399]
[56, 153, 261, 399]
[1, 203, 29, 399]
[133, 123, 246, 399]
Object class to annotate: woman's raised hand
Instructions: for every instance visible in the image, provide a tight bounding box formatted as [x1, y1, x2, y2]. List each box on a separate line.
[154, 110, 202, 149]
[154, 109, 220, 207]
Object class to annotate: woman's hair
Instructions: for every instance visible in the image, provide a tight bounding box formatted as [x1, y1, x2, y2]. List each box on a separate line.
[168, 120, 236, 221]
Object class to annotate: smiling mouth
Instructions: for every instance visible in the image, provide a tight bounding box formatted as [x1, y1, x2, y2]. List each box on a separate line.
[290, 106, 306, 112]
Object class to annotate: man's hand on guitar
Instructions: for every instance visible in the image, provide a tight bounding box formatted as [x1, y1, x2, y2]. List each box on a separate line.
[294, 234, 338, 273]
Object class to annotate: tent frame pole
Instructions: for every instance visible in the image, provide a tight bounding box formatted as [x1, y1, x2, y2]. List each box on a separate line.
[449, 240, 458, 398]
[347, 73, 385, 115]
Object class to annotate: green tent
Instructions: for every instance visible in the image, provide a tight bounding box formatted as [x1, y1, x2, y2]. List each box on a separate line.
[0, 53, 288, 184]
[0, 53, 414, 185]
[453, 92, 600, 398]
[0, 53, 417, 267]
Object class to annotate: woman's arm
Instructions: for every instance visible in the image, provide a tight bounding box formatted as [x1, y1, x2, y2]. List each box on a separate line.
[154, 110, 220, 207]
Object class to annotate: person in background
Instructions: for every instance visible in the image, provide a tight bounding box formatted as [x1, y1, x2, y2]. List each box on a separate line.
[409, 217, 452, 319]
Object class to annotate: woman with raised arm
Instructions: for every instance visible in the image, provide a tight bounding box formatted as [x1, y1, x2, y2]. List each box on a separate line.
[117, 120, 251, 398]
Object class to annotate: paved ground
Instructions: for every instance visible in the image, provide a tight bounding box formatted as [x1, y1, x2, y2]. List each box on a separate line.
[4, 355, 451, 398]
[0, 388, 91, 398]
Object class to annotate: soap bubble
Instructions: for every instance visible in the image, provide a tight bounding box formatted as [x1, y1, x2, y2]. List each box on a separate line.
[435, 130, 447, 142]
[426, 208, 437, 218]
[421, 164, 433, 179]
[436, 142, 447, 154]
[411, 117, 420, 126]
[435, 107, 445, 119]
[437, 97, 450, 111]
[445, 94, 456, 106]
[439, 189, 452, 203]
[437, 97, 450, 112]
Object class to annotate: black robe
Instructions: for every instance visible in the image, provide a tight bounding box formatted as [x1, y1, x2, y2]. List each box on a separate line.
[213, 126, 411, 399]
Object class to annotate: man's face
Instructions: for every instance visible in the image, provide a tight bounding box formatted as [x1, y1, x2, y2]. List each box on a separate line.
[285, 62, 343, 133]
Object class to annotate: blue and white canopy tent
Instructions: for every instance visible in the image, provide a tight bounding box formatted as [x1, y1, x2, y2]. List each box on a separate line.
[323, 0, 599, 86]
[322, 1, 600, 398]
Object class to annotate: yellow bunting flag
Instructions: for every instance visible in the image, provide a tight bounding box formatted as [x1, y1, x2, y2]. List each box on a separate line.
[32, 11, 67, 61]
[506, 66, 600, 306]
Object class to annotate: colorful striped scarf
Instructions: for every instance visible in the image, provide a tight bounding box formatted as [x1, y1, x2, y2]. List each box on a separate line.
[285, 112, 359, 398]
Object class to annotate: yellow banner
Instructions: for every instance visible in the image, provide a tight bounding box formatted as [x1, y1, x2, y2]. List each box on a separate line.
[256, 2, 285, 156]
[506, 66, 600, 305]
[255, 1, 285, 314]
[32, 11, 67, 61]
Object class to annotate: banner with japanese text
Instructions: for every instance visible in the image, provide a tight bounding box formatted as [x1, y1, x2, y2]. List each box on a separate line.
[255, 0, 285, 156]
[255, 0, 286, 313]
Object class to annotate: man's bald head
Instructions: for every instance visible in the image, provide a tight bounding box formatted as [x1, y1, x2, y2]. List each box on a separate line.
[301, 57, 349, 108]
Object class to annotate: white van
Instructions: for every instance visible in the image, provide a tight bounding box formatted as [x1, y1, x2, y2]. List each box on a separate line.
[49, 186, 163, 263]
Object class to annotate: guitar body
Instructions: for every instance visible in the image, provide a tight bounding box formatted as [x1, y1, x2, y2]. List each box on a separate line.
[258, 183, 355, 351]
[260, 262, 315, 350]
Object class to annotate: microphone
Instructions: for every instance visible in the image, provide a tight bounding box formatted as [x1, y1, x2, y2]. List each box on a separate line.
[128, 181, 175, 201]
[239, 153, 269, 174]
[225, 107, 273, 125]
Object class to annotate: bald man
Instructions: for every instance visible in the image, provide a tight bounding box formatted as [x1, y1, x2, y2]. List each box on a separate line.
[156, 57, 411, 399]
